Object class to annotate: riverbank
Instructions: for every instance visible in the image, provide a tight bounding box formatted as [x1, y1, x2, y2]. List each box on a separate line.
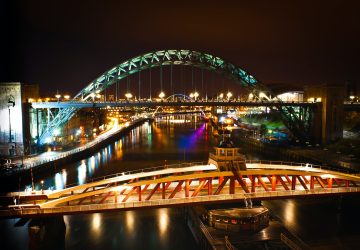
[0, 118, 151, 178]
[210, 118, 359, 172]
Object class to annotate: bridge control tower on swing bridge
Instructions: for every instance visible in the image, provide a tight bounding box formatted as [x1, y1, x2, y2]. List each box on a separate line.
[208, 134, 247, 171]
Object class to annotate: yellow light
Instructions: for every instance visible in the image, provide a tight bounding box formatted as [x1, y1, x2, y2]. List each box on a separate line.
[226, 92, 232, 99]
[55, 94, 61, 99]
[125, 93, 133, 99]
[64, 95, 70, 100]
[307, 97, 315, 102]
[28, 98, 34, 103]
[219, 93, 224, 99]
[249, 93, 254, 99]
[316, 97, 322, 102]
[159, 92, 165, 99]
[350, 95, 355, 100]
[259, 92, 266, 99]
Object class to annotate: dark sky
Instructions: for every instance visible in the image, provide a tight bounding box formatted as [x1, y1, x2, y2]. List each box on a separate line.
[1, 0, 360, 96]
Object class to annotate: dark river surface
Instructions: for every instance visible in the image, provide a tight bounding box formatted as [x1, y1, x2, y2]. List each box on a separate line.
[1, 116, 360, 249]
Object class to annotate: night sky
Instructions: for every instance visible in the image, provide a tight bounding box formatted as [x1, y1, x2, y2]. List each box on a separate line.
[1, 0, 360, 96]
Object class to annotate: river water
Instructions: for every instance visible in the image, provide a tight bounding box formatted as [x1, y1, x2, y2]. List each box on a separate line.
[1, 115, 360, 249]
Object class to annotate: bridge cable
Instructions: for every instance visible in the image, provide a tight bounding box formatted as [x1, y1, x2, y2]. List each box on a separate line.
[191, 66, 194, 90]
[149, 68, 152, 99]
[127, 76, 130, 93]
[160, 64, 163, 92]
[181, 65, 184, 96]
[170, 65, 173, 99]
[115, 80, 118, 101]
[138, 71, 141, 100]
[201, 68, 204, 99]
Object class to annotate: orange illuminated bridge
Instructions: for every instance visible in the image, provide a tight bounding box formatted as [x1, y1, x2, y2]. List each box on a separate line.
[1, 144, 359, 218]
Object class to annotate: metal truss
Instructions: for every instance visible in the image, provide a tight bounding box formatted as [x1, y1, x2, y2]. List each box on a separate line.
[38, 49, 310, 143]
[7, 162, 359, 216]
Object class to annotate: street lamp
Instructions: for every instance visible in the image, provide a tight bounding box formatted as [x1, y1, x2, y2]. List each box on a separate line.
[226, 91, 232, 100]
[218, 93, 224, 100]
[7, 96, 15, 156]
[159, 92, 165, 99]
[350, 95, 355, 102]
[55, 94, 61, 101]
[193, 91, 199, 101]
[125, 92, 133, 99]
[41, 180, 44, 194]
[64, 94, 70, 100]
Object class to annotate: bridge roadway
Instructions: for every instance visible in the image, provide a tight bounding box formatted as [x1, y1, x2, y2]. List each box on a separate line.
[30, 100, 360, 110]
[1, 161, 359, 218]
[31, 100, 318, 109]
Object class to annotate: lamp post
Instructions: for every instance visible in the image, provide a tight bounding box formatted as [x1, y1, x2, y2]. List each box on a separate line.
[159, 91, 165, 99]
[55, 94, 61, 102]
[41, 180, 44, 194]
[218, 93, 224, 101]
[226, 91, 232, 100]
[125, 92, 133, 100]
[193, 91, 199, 101]
[8, 96, 15, 156]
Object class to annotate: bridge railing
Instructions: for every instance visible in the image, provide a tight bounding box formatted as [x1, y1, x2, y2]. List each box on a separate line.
[63, 161, 208, 189]
[245, 160, 356, 174]
[58, 159, 358, 189]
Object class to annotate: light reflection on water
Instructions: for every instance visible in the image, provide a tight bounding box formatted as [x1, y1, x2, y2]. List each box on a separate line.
[46, 115, 209, 189]
[54, 169, 68, 190]
[125, 211, 135, 233]
[2, 116, 360, 249]
[157, 208, 169, 238]
[92, 213, 102, 237]
[78, 160, 87, 185]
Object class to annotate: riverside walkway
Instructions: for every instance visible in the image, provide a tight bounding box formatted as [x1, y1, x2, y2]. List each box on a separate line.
[1, 117, 149, 176]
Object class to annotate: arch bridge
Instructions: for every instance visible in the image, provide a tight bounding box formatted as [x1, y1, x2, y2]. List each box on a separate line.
[1, 161, 359, 218]
[37, 49, 311, 144]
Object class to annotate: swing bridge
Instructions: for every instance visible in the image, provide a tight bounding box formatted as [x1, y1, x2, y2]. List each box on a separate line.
[1, 160, 359, 218]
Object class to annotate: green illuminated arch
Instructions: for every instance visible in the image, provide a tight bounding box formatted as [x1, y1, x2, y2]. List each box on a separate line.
[40, 50, 258, 143]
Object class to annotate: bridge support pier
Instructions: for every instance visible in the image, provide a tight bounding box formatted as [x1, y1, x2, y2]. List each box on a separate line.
[304, 84, 345, 144]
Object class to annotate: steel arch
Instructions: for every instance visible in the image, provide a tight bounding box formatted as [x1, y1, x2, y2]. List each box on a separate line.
[39, 50, 258, 143]
[39, 49, 309, 144]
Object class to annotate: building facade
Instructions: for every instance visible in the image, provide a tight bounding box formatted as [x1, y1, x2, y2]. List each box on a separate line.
[0, 82, 39, 156]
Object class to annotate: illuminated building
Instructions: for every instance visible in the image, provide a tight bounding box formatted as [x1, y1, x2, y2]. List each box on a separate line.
[0, 82, 39, 156]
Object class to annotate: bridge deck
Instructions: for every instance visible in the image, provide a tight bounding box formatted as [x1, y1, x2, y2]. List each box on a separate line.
[31, 100, 318, 109]
[1, 162, 359, 217]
